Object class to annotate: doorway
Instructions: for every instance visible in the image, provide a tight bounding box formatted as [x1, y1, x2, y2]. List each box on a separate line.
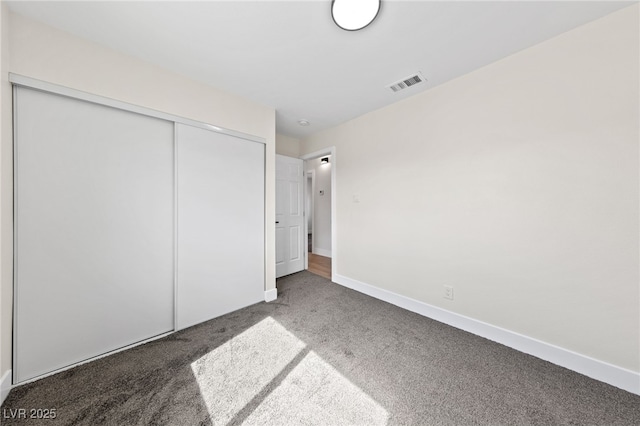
[303, 154, 333, 280]
[306, 171, 314, 253]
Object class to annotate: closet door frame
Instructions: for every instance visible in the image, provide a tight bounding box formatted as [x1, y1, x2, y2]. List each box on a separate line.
[9, 74, 265, 145]
[10, 73, 267, 385]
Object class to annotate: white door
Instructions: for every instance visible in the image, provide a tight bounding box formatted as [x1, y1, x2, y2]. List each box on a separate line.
[276, 155, 305, 278]
[14, 87, 175, 383]
[176, 124, 265, 330]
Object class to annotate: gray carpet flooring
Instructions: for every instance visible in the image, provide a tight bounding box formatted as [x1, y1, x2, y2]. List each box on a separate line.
[2, 270, 639, 425]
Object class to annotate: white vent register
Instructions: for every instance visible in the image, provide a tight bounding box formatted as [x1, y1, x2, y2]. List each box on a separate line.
[388, 72, 426, 93]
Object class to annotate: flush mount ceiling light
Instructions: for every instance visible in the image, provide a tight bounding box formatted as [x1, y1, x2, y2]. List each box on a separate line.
[298, 119, 310, 126]
[332, 0, 381, 31]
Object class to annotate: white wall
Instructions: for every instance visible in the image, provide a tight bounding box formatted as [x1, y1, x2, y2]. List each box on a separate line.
[301, 5, 639, 374]
[1, 11, 277, 387]
[307, 157, 332, 257]
[276, 133, 300, 157]
[0, 1, 12, 394]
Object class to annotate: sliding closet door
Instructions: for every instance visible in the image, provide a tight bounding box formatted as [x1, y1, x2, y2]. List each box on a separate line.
[176, 124, 264, 330]
[14, 87, 175, 383]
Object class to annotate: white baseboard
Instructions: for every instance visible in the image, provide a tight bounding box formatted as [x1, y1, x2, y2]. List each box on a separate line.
[312, 248, 332, 258]
[265, 288, 277, 302]
[334, 273, 640, 396]
[1, 369, 11, 405]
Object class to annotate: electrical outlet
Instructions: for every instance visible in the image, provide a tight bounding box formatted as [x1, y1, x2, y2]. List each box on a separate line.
[444, 285, 454, 300]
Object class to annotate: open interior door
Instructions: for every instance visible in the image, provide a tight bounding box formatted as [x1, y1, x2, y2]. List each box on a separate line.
[275, 155, 305, 278]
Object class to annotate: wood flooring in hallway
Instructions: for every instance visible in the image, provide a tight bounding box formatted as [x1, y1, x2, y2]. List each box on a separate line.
[307, 253, 331, 280]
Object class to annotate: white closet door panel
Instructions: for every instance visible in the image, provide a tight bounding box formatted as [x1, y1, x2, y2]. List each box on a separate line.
[15, 87, 174, 383]
[176, 124, 264, 330]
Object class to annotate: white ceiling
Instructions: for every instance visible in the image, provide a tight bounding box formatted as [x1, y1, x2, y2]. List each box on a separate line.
[7, 1, 634, 139]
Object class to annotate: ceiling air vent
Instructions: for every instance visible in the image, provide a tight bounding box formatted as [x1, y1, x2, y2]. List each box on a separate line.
[388, 72, 426, 93]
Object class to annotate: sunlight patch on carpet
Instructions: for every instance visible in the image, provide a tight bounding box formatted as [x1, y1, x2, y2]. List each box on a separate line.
[244, 349, 389, 425]
[191, 316, 388, 425]
[191, 317, 305, 424]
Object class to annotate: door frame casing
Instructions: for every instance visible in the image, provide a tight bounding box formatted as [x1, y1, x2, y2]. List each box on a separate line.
[300, 147, 336, 282]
